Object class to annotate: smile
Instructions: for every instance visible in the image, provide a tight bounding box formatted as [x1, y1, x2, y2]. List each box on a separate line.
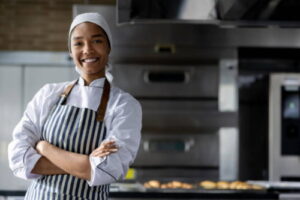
[81, 58, 99, 63]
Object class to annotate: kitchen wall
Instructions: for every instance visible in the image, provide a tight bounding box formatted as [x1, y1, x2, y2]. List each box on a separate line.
[0, 0, 115, 51]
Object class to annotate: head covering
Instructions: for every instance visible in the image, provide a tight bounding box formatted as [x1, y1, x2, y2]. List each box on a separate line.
[69, 12, 113, 83]
[68, 12, 112, 51]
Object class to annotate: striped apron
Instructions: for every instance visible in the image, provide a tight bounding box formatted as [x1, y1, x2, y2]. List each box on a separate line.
[25, 79, 111, 200]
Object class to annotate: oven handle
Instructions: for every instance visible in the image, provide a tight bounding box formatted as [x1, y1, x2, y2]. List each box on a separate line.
[143, 139, 195, 152]
[143, 70, 191, 84]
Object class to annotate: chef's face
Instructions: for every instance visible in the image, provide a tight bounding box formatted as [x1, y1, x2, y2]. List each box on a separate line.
[70, 22, 110, 80]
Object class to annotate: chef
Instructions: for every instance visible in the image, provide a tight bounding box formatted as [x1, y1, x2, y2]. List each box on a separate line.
[8, 12, 142, 200]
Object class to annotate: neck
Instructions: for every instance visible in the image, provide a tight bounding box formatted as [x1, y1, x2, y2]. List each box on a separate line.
[81, 74, 105, 86]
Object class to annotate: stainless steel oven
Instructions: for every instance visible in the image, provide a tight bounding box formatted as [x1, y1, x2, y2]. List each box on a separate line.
[112, 62, 239, 182]
[269, 73, 300, 181]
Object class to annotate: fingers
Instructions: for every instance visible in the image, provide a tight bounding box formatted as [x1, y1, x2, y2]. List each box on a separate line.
[101, 140, 117, 149]
[91, 149, 118, 157]
[99, 140, 118, 150]
[91, 147, 118, 156]
[90, 140, 119, 157]
[90, 149, 118, 157]
[92, 147, 118, 154]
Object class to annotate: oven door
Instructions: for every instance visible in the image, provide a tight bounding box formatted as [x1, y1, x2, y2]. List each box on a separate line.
[134, 132, 219, 167]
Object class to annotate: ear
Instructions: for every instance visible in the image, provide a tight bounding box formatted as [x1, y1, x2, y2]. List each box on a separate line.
[69, 52, 73, 58]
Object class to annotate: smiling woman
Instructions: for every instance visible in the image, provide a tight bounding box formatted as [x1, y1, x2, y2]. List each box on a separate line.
[70, 22, 110, 85]
[8, 12, 142, 200]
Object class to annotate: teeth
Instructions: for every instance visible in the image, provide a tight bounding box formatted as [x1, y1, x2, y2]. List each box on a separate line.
[83, 58, 97, 63]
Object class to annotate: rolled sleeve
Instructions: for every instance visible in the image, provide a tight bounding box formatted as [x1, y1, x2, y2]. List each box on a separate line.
[87, 95, 142, 186]
[9, 144, 42, 179]
[8, 114, 42, 179]
[87, 156, 114, 186]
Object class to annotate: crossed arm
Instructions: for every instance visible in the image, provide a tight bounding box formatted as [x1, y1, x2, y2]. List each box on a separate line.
[32, 140, 118, 180]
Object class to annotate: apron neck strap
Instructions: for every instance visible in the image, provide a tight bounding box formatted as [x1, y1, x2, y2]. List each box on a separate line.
[60, 78, 110, 122]
[60, 79, 78, 104]
[97, 79, 110, 122]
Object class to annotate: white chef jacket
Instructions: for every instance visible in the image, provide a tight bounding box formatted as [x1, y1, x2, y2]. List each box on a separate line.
[8, 77, 142, 186]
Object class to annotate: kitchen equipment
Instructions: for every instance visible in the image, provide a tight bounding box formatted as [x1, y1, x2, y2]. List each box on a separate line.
[112, 62, 239, 182]
[117, 0, 300, 27]
[269, 73, 300, 181]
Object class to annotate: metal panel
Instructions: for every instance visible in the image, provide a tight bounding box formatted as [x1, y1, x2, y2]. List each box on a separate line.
[23, 65, 77, 107]
[219, 59, 238, 112]
[112, 64, 219, 98]
[0, 65, 29, 190]
[219, 127, 239, 181]
[0, 51, 71, 66]
[141, 100, 237, 130]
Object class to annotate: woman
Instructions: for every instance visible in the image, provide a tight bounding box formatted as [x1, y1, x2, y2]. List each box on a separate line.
[8, 12, 142, 199]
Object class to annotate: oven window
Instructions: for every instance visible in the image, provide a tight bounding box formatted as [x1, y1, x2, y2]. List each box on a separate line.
[148, 139, 186, 152]
[282, 87, 300, 119]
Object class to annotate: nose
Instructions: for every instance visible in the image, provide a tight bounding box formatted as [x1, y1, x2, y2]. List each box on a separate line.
[83, 42, 94, 54]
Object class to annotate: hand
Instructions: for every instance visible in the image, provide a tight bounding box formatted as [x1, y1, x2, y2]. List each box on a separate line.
[90, 140, 118, 157]
[36, 140, 50, 155]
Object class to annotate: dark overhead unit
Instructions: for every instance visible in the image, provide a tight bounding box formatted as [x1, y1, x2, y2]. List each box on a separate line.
[217, 0, 263, 20]
[118, 0, 300, 27]
[217, 0, 300, 21]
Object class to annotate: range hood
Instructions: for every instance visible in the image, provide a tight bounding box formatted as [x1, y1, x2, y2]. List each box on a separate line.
[218, 0, 300, 23]
[118, 0, 300, 27]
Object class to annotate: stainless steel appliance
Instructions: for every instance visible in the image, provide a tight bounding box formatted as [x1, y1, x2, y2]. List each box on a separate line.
[269, 73, 300, 181]
[117, 0, 300, 27]
[112, 61, 239, 182]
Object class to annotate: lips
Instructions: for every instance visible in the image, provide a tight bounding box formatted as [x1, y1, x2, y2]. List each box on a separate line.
[81, 57, 99, 63]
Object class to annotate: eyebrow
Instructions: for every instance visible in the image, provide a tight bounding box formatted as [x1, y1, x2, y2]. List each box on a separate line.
[72, 34, 105, 40]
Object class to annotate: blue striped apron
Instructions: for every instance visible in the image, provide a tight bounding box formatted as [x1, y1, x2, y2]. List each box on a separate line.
[25, 79, 111, 200]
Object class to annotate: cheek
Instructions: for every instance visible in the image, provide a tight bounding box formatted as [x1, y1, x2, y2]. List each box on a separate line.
[99, 49, 109, 61]
[102, 54, 109, 64]
[71, 52, 80, 61]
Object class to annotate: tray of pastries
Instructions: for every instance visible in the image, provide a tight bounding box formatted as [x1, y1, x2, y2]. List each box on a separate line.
[143, 180, 265, 192]
[144, 180, 195, 190]
[199, 180, 265, 190]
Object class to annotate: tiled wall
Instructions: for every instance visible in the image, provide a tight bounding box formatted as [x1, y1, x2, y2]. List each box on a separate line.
[0, 0, 115, 51]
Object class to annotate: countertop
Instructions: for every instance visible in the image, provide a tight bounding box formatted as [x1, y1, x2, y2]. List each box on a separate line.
[0, 189, 279, 199]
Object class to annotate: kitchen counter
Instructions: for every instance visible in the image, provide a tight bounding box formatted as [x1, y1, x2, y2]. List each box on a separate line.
[110, 190, 278, 199]
[0, 189, 279, 200]
[7, 180, 300, 200]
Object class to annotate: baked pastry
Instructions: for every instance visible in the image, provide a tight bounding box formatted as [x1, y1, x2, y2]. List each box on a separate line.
[200, 180, 217, 189]
[217, 181, 230, 189]
[251, 184, 264, 190]
[144, 180, 160, 188]
[229, 181, 243, 189]
[235, 182, 251, 190]
[181, 183, 194, 189]
[171, 181, 182, 188]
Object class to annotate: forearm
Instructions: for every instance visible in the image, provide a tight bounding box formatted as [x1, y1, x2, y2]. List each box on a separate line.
[32, 156, 67, 175]
[38, 142, 91, 180]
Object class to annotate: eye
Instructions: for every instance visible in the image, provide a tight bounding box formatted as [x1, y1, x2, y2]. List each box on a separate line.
[93, 39, 103, 44]
[73, 41, 82, 46]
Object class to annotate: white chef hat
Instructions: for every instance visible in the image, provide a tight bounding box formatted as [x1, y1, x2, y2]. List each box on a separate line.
[68, 12, 112, 51]
[68, 12, 113, 82]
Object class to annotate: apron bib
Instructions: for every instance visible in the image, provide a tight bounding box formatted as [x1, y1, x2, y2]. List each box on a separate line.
[25, 79, 111, 200]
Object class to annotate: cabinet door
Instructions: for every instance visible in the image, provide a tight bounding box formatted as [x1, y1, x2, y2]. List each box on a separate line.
[24, 65, 77, 107]
[0, 65, 30, 190]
